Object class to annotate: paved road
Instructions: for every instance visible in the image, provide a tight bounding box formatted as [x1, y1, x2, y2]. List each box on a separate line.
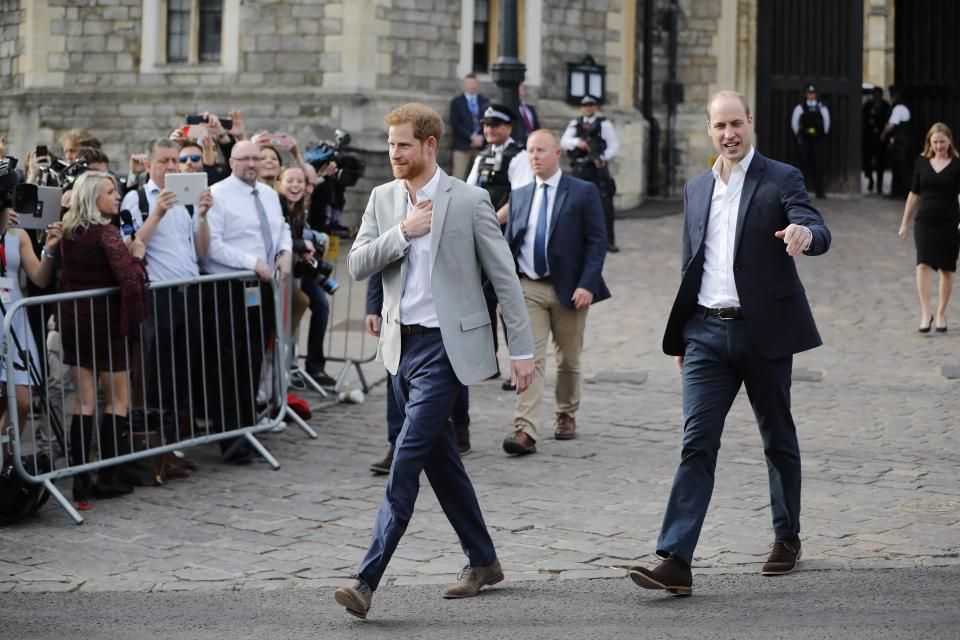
[1, 195, 958, 599]
[4, 567, 959, 639]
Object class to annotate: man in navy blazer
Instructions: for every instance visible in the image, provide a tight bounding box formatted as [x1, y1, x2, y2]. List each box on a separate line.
[501, 129, 610, 455]
[516, 82, 541, 146]
[630, 91, 830, 597]
[450, 74, 490, 180]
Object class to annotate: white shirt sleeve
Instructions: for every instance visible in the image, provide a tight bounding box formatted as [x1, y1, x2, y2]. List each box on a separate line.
[465, 155, 482, 186]
[791, 105, 803, 136]
[600, 120, 619, 161]
[508, 151, 535, 190]
[889, 104, 910, 125]
[821, 105, 831, 134]
[560, 120, 580, 151]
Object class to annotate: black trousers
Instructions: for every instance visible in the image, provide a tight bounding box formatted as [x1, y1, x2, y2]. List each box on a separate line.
[799, 137, 826, 197]
[200, 280, 274, 449]
[142, 286, 201, 420]
[572, 163, 615, 244]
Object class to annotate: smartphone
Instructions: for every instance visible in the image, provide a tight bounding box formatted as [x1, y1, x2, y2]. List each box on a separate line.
[185, 114, 209, 125]
[36, 144, 48, 157]
[220, 118, 233, 131]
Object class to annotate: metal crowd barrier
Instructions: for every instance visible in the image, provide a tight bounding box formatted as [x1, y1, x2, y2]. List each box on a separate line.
[319, 236, 379, 394]
[1, 270, 288, 525]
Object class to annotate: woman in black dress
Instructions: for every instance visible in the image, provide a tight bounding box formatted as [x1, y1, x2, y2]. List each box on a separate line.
[898, 122, 960, 332]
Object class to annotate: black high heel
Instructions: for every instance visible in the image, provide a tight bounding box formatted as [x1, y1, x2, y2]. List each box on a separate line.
[918, 316, 933, 333]
[935, 321, 948, 333]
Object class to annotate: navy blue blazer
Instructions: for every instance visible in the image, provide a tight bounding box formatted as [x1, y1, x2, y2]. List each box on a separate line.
[365, 271, 383, 316]
[505, 174, 611, 309]
[517, 102, 540, 145]
[662, 151, 831, 359]
[450, 93, 490, 151]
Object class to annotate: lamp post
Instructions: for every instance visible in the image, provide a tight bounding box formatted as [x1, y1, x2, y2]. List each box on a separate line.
[491, 0, 525, 137]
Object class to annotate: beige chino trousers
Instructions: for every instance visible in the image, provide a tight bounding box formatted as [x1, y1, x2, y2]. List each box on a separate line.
[513, 278, 588, 440]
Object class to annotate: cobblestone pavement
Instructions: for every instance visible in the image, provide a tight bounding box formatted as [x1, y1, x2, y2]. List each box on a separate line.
[1, 194, 958, 594]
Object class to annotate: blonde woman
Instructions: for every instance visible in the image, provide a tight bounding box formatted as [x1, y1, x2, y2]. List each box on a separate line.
[57, 172, 149, 508]
[898, 123, 960, 333]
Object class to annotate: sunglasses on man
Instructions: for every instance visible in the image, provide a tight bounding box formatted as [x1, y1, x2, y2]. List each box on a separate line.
[179, 154, 202, 163]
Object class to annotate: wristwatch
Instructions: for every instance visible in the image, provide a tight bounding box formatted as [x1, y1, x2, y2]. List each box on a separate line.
[40, 248, 54, 261]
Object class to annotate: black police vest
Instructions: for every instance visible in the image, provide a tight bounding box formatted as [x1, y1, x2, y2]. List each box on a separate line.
[568, 117, 607, 162]
[477, 140, 523, 209]
[798, 102, 825, 138]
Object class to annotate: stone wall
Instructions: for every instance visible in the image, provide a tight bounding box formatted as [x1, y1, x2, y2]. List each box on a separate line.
[0, 0, 23, 135]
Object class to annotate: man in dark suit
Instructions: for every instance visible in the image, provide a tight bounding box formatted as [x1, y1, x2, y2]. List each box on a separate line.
[629, 91, 831, 596]
[501, 129, 610, 455]
[516, 82, 541, 147]
[450, 74, 490, 180]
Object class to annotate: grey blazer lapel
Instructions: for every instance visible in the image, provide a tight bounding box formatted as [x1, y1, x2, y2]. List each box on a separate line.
[429, 171, 452, 273]
[734, 154, 765, 258]
[547, 176, 569, 243]
[394, 180, 409, 284]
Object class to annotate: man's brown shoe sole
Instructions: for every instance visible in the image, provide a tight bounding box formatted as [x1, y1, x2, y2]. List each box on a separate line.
[554, 431, 575, 440]
[440, 571, 505, 599]
[334, 589, 369, 619]
[761, 548, 802, 576]
[628, 569, 692, 596]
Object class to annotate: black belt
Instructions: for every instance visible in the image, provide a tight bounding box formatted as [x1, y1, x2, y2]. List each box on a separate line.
[400, 324, 441, 336]
[519, 273, 551, 283]
[699, 305, 744, 320]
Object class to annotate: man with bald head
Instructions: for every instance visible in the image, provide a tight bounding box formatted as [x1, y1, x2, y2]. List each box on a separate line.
[203, 139, 292, 462]
[501, 129, 610, 455]
[629, 91, 830, 596]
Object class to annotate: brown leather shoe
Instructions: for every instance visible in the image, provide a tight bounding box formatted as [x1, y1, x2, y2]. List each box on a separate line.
[502, 429, 536, 455]
[554, 412, 576, 440]
[334, 579, 373, 619]
[628, 553, 693, 596]
[369, 447, 393, 475]
[440, 560, 504, 598]
[761, 538, 802, 575]
[456, 427, 471, 456]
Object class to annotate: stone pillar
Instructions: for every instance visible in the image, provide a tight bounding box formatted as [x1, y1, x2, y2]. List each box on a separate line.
[323, 0, 391, 91]
[21, 0, 66, 88]
[863, 0, 893, 88]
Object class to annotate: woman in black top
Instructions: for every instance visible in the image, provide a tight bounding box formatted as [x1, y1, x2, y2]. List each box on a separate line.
[898, 122, 960, 332]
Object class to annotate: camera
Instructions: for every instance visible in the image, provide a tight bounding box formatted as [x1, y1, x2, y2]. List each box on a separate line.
[305, 128, 366, 190]
[295, 256, 340, 295]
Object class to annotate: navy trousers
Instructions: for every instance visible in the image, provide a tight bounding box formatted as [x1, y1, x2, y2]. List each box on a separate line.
[656, 311, 802, 567]
[386, 373, 469, 445]
[358, 332, 496, 590]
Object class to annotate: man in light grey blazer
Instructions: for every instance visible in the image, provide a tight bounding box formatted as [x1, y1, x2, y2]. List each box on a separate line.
[333, 103, 535, 620]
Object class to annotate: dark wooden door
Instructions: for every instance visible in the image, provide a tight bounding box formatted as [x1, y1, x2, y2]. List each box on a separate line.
[756, 0, 864, 193]
[895, 0, 960, 156]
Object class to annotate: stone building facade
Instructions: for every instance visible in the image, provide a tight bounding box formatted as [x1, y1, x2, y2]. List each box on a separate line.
[0, 0, 648, 220]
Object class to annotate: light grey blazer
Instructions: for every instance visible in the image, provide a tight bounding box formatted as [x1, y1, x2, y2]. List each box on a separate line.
[348, 168, 533, 385]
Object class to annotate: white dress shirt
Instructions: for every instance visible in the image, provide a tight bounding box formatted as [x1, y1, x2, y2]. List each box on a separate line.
[791, 101, 831, 135]
[560, 116, 620, 161]
[698, 146, 756, 309]
[518, 169, 562, 279]
[119, 179, 200, 282]
[466, 138, 535, 189]
[397, 167, 442, 327]
[205, 175, 292, 274]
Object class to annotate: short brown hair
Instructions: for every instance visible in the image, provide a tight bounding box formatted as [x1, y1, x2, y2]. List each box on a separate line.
[921, 122, 959, 159]
[76, 146, 109, 165]
[58, 127, 101, 149]
[384, 103, 444, 142]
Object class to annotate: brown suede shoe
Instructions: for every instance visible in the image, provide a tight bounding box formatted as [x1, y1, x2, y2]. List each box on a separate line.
[334, 580, 373, 619]
[440, 560, 504, 598]
[456, 427, 471, 456]
[628, 553, 693, 596]
[761, 538, 802, 575]
[502, 429, 536, 455]
[554, 412, 576, 440]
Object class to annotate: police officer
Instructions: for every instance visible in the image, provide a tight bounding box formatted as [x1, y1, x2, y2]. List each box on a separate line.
[561, 95, 620, 252]
[467, 103, 535, 391]
[882, 85, 913, 199]
[791, 83, 831, 199]
[466, 103, 534, 225]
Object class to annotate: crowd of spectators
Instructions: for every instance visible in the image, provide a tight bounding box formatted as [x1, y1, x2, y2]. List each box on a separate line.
[0, 111, 348, 511]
